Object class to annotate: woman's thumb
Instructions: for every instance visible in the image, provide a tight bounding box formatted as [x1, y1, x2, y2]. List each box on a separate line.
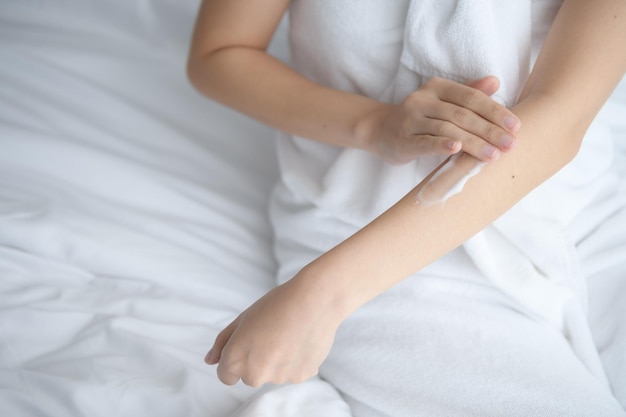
[205, 319, 238, 365]
[466, 75, 500, 96]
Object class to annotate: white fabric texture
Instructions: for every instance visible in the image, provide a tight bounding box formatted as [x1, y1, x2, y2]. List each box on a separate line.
[229, 377, 353, 417]
[0, 1, 624, 416]
[0, 1, 286, 416]
[256, 0, 626, 416]
[394, 0, 532, 105]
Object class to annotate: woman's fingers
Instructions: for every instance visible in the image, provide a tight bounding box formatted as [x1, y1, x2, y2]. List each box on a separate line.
[205, 318, 238, 365]
[209, 319, 246, 385]
[402, 77, 519, 161]
[465, 75, 500, 97]
[411, 118, 502, 161]
[432, 77, 521, 134]
[368, 76, 520, 164]
[423, 103, 516, 160]
[392, 133, 460, 164]
[217, 361, 242, 386]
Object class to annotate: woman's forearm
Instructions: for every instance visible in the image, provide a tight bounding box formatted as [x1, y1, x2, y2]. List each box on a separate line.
[298, 0, 626, 318]
[298, 95, 575, 316]
[188, 46, 382, 151]
[188, 1, 522, 163]
[187, 0, 384, 151]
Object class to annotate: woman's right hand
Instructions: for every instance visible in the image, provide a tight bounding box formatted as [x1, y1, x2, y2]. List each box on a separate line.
[205, 268, 345, 387]
[359, 76, 521, 165]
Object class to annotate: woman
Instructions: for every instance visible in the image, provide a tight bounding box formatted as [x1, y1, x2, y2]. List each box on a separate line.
[187, 0, 626, 415]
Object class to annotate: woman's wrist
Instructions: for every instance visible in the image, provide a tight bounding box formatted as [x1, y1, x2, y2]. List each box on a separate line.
[289, 256, 366, 322]
[351, 101, 394, 158]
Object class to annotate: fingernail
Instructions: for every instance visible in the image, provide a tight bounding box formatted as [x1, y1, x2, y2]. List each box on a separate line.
[499, 134, 516, 150]
[483, 145, 500, 160]
[504, 116, 520, 132]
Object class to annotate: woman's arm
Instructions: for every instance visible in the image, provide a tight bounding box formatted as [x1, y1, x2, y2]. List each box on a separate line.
[318, 0, 626, 308]
[207, 0, 626, 387]
[187, 0, 520, 163]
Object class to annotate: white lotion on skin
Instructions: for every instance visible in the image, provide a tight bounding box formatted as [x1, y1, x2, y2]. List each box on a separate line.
[416, 153, 486, 207]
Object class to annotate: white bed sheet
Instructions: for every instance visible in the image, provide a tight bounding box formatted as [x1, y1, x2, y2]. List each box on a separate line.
[0, 1, 286, 416]
[1, 1, 626, 417]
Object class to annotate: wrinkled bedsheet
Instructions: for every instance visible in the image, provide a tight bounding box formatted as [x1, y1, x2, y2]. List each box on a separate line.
[0, 1, 285, 416]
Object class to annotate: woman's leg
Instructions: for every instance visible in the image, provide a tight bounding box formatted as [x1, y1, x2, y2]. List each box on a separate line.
[320, 247, 625, 417]
[576, 181, 626, 408]
[272, 182, 625, 416]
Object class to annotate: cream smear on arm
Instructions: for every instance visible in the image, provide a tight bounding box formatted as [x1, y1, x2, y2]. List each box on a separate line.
[416, 153, 486, 207]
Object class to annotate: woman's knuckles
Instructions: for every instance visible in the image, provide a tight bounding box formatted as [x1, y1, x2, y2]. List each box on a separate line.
[451, 106, 471, 125]
[459, 88, 481, 108]
[402, 90, 431, 114]
[482, 124, 504, 145]
[216, 363, 241, 385]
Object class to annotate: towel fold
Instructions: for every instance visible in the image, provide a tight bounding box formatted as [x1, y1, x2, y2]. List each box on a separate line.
[396, 0, 532, 106]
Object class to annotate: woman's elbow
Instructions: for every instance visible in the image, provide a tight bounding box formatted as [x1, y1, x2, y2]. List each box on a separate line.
[186, 43, 227, 97]
[186, 46, 247, 100]
[186, 53, 210, 96]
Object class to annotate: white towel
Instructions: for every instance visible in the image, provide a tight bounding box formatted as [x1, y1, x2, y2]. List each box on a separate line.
[393, 0, 532, 105]
[237, 0, 625, 415]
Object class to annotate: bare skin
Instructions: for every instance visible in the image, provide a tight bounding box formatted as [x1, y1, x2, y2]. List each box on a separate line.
[191, 0, 626, 387]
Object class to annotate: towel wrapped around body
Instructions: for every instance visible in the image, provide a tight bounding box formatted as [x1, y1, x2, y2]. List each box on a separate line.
[234, 0, 626, 416]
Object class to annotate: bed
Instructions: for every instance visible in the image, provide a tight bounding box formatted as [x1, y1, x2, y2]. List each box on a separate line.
[1, 1, 625, 416]
[0, 1, 288, 415]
